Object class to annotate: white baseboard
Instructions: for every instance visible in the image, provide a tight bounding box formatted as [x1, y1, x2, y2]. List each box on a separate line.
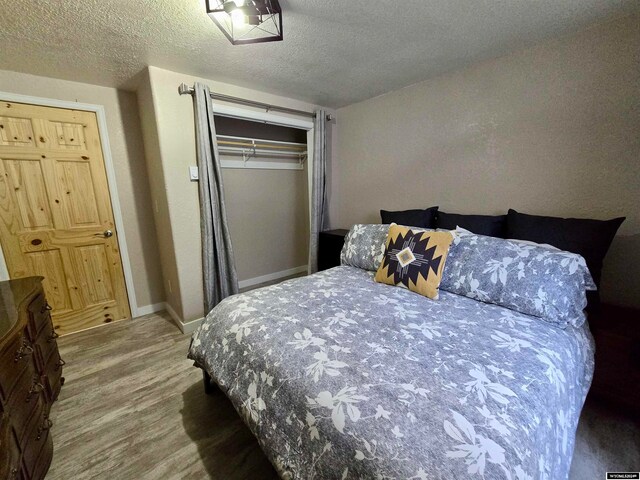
[238, 265, 307, 289]
[134, 302, 165, 317]
[163, 301, 203, 335]
[180, 317, 205, 335]
[163, 302, 184, 331]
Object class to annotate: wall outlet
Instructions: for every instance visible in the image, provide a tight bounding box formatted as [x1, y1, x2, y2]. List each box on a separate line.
[189, 166, 199, 181]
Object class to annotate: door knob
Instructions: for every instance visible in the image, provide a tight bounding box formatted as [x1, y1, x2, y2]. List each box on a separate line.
[95, 230, 113, 238]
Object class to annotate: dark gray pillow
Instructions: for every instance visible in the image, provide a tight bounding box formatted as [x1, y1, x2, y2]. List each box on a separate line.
[380, 206, 438, 228]
[506, 209, 624, 287]
[437, 211, 507, 238]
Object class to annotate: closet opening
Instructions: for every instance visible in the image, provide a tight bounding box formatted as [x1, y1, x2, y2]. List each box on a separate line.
[214, 114, 310, 289]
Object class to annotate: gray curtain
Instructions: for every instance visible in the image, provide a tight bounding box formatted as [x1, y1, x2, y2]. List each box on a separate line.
[308, 110, 328, 274]
[192, 83, 239, 313]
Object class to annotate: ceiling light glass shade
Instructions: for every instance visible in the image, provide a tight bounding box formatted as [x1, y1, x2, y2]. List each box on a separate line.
[206, 0, 283, 45]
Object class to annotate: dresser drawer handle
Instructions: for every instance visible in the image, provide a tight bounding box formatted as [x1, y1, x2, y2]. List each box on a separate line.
[48, 331, 60, 342]
[26, 381, 44, 402]
[55, 358, 66, 371]
[14, 341, 34, 362]
[41, 302, 53, 313]
[36, 417, 53, 440]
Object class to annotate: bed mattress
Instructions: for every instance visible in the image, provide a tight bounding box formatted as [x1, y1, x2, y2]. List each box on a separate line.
[188, 266, 594, 480]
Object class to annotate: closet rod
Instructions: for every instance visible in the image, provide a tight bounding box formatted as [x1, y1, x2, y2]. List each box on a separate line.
[178, 83, 333, 121]
[218, 140, 306, 152]
[218, 146, 306, 158]
[217, 134, 306, 150]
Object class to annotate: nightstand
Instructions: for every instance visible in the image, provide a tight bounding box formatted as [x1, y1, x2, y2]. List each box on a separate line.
[318, 229, 349, 271]
[588, 303, 640, 414]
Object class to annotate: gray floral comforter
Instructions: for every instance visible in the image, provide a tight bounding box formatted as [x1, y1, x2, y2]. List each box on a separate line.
[188, 266, 594, 480]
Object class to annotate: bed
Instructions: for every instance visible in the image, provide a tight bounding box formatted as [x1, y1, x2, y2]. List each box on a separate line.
[188, 251, 594, 479]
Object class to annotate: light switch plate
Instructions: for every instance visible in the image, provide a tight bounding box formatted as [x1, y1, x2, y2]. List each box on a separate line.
[189, 166, 199, 181]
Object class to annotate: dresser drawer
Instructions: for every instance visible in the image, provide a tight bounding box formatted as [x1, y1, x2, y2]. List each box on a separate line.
[22, 414, 52, 479]
[0, 417, 21, 480]
[26, 292, 48, 341]
[44, 347, 64, 402]
[31, 433, 53, 480]
[20, 392, 46, 449]
[7, 365, 43, 443]
[34, 314, 58, 372]
[0, 333, 33, 401]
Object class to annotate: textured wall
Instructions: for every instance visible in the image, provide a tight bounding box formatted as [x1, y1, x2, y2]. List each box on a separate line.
[331, 14, 640, 307]
[137, 66, 325, 322]
[0, 69, 165, 310]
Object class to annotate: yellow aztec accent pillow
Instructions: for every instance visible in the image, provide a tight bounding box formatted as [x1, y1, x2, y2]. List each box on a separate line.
[374, 224, 454, 299]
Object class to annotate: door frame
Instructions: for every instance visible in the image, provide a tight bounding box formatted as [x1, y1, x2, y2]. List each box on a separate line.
[0, 91, 140, 318]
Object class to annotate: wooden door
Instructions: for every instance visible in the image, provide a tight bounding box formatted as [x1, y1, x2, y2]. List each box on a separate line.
[0, 101, 130, 335]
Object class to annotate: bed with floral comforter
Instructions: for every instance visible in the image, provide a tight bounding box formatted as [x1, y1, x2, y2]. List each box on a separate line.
[188, 265, 594, 480]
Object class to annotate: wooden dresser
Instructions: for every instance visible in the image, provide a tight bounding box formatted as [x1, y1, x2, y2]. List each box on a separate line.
[0, 277, 64, 480]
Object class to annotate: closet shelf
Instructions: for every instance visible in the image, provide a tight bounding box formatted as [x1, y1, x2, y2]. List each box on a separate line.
[216, 134, 307, 170]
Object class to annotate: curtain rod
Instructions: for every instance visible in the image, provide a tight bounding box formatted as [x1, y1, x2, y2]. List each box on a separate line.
[178, 83, 332, 121]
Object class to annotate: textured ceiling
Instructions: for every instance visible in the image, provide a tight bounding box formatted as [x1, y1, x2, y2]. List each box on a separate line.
[0, 0, 637, 108]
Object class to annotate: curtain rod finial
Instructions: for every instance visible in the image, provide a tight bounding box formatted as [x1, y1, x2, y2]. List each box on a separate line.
[178, 83, 193, 95]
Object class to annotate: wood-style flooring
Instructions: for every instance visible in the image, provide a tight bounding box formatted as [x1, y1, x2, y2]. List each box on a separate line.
[47, 312, 278, 480]
[46, 310, 640, 480]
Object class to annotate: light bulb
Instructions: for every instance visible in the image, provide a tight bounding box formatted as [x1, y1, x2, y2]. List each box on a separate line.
[231, 9, 246, 26]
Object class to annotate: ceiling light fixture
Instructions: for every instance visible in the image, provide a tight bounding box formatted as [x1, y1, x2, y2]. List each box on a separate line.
[206, 0, 283, 45]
